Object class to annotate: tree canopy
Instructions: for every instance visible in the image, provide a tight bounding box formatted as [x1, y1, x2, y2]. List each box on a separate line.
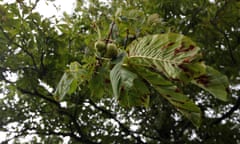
[0, 0, 240, 143]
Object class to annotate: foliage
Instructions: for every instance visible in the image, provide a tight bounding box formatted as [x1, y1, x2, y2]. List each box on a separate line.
[1, 0, 240, 143]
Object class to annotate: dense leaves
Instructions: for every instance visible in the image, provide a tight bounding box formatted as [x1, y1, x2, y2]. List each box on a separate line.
[1, 0, 240, 143]
[107, 32, 228, 126]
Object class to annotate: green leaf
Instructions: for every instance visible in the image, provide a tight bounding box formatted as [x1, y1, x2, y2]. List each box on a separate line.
[54, 72, 75, 101]
[110, 63, 122, 99]
[88, 67, 108, 100]
[135, 66, 201, 127]
[54, 62, 86, 101]
[110, 63, 150, 107]
[67, 78, 78, 95]
[192, 66, 229, 101]
[127, 33, 205, 82]
[120, 77, 150, 108]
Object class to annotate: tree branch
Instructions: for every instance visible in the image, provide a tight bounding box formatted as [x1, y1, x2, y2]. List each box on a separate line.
[88, 99, 147, 144]
[0, 128, 93, 144]
[212, 96, 240, 125]
[88, 99, 171, 142]
[30, 0, 40, 12]
[2, 83, 98, 144]
[17, 87, 60, 107]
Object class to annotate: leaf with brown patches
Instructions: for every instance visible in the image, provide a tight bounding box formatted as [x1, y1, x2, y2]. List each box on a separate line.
[126, 33, 204, 82]
[195, 75, 210, 86]
[162, 42, 175, 49]
[191, 66, 229, 101]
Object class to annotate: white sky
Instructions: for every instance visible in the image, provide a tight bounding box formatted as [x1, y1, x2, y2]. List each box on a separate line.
[35, 0, 76, 18]
[2, 0, 76, 18]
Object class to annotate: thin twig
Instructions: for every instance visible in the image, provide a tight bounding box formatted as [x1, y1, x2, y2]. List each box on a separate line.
[105, 21, 115, 45]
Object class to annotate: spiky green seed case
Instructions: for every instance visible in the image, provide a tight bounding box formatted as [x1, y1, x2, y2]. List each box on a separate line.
[105, 43, 118, 59]
[95, 40, 107, 56]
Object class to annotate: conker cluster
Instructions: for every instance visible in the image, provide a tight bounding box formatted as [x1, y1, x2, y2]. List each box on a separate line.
[95, 41, 118, 59]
